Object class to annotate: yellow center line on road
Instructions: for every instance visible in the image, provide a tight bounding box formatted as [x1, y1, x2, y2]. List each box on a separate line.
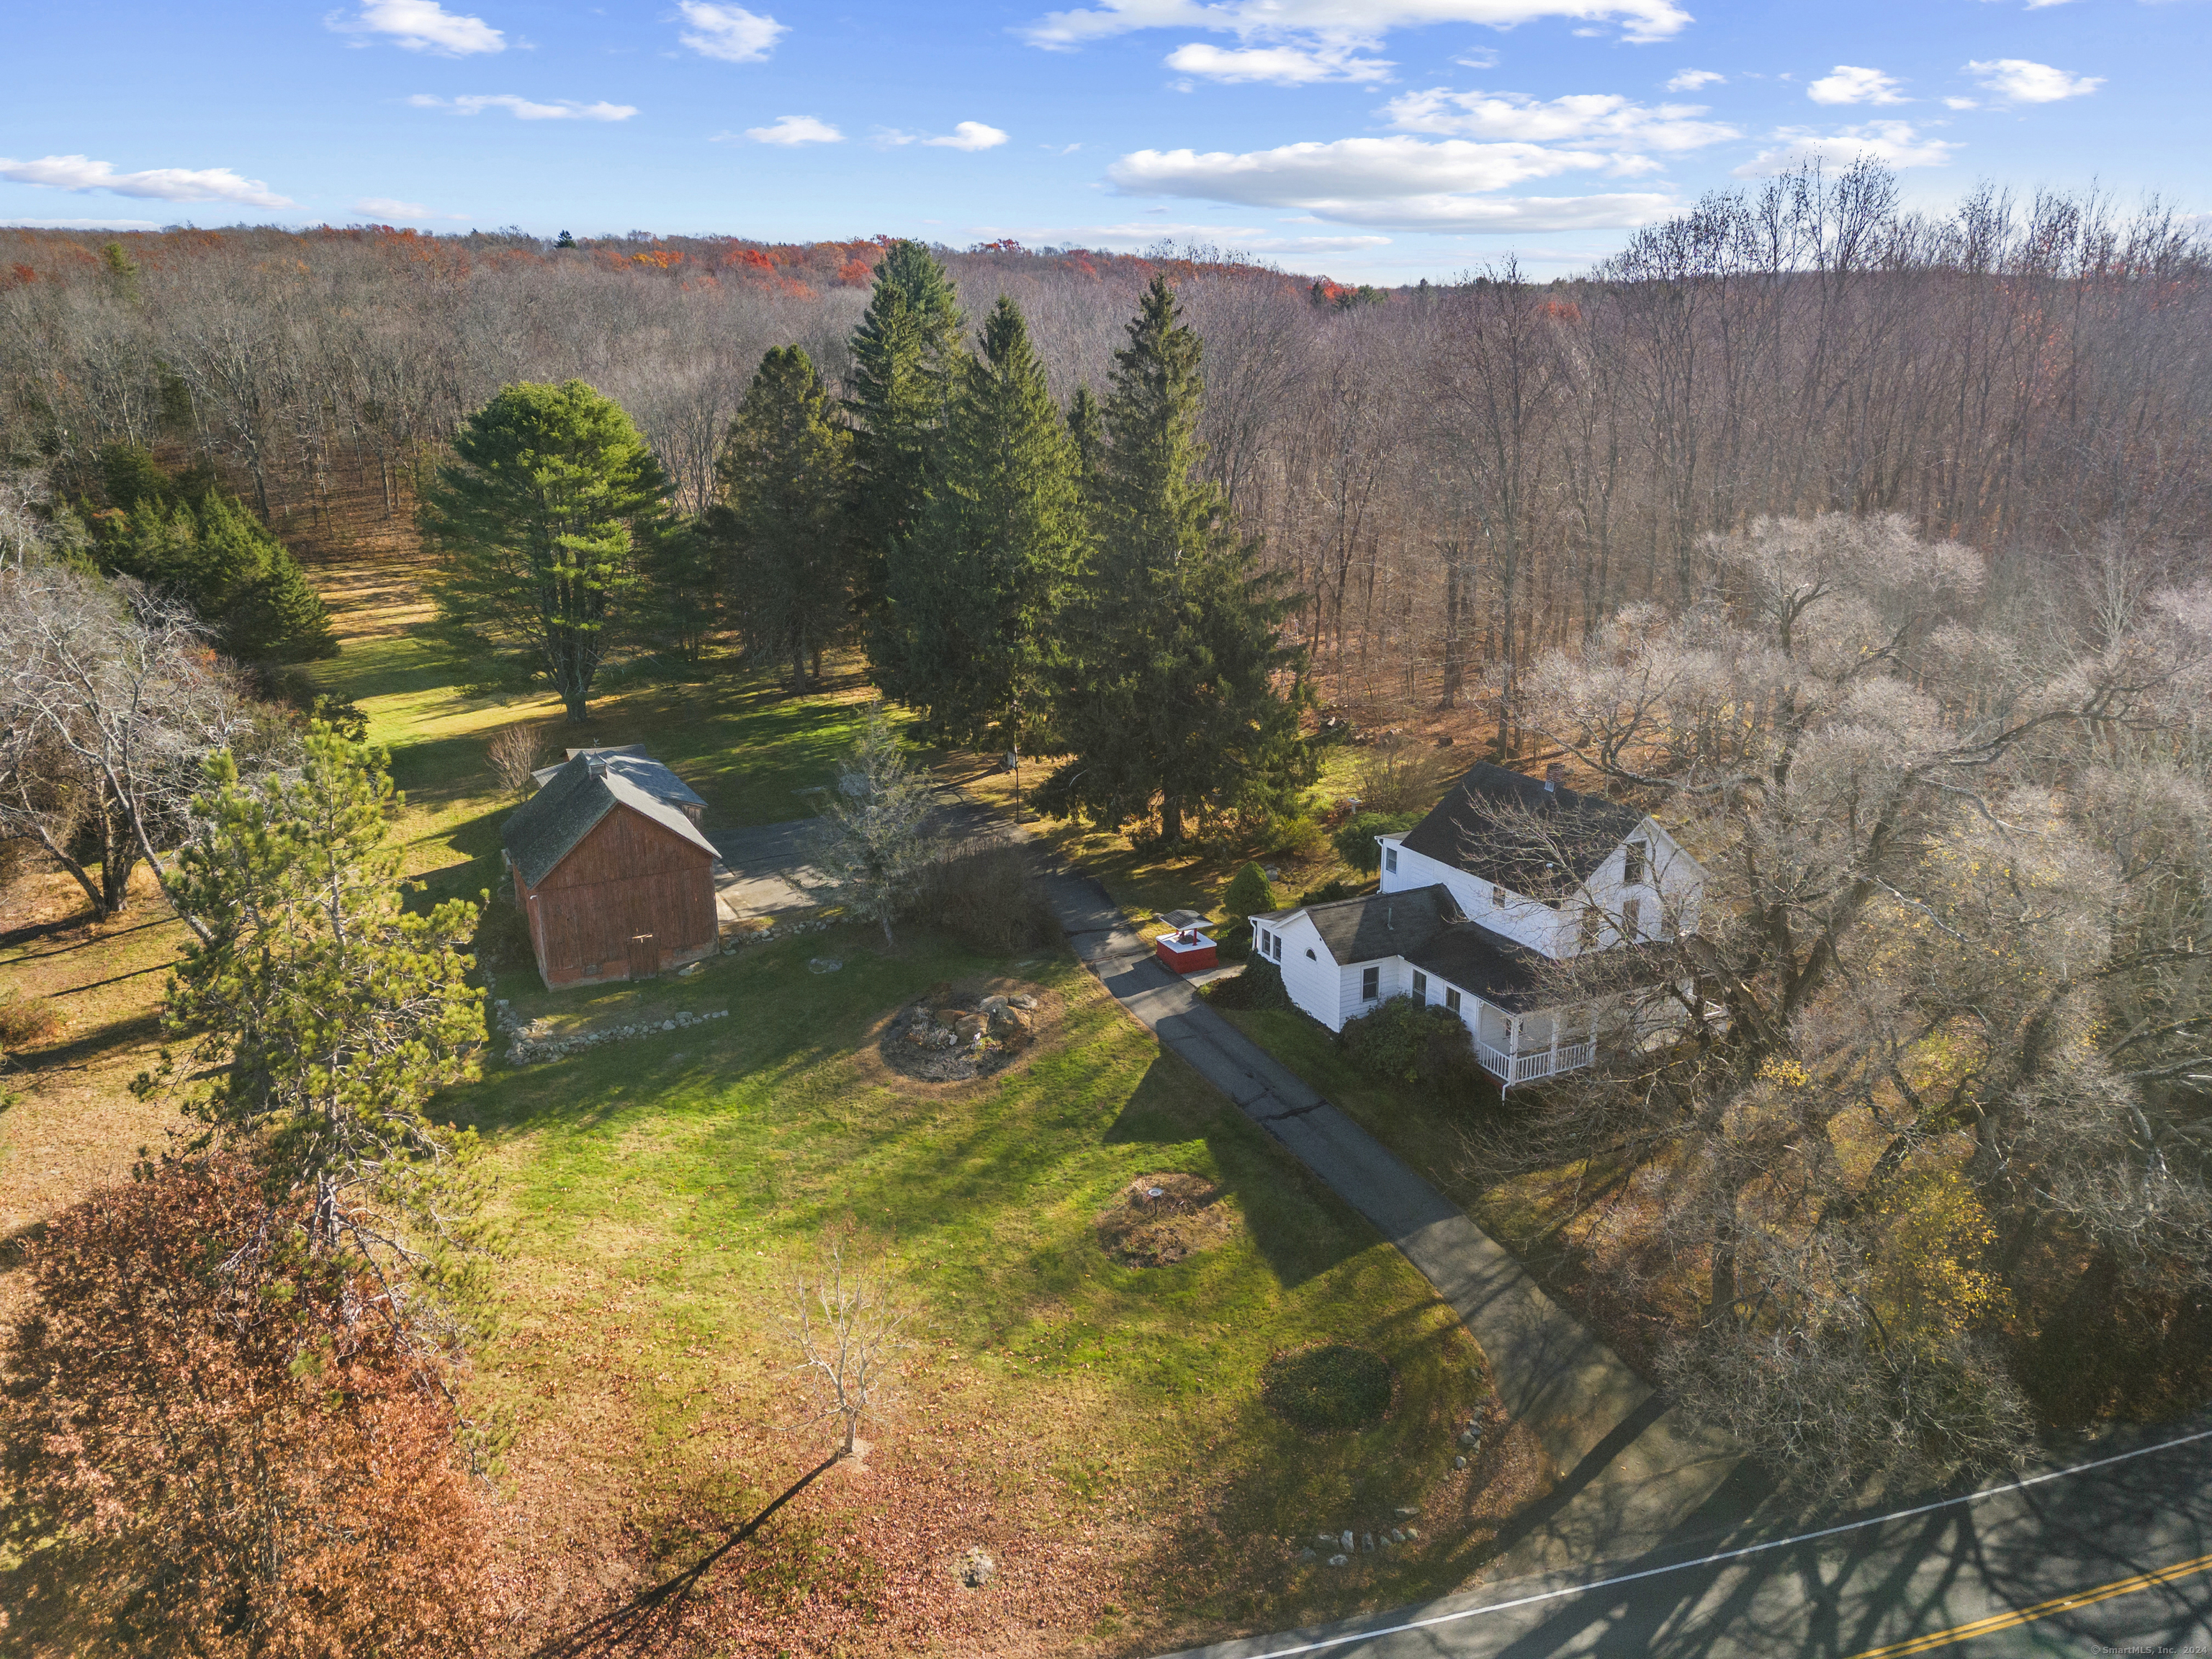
[1844, 1550, 2212, 1658]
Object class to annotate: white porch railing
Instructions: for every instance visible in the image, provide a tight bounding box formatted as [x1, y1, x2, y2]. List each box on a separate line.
[1475, 1037, 1597, 1087]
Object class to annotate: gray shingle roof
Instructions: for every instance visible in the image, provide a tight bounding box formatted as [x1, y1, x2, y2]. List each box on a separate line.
[1259, 884, 1462, 964]
[1397, 762, 1645, 902]
[503, 754, 717, 887]
[529, 745, 706, 811]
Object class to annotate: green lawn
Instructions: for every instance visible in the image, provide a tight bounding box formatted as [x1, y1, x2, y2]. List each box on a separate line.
[455, 927, 1495, 1643]
[282, 561, 1509, 1647]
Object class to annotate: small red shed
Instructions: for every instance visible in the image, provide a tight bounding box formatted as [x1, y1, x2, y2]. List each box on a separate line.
[501, 752, 719, 989]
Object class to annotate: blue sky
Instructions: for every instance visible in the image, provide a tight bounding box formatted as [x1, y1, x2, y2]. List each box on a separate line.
[3, 0, 2202, 282]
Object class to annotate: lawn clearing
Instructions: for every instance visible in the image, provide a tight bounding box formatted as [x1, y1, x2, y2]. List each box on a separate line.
[458, 925, 1519, 1654]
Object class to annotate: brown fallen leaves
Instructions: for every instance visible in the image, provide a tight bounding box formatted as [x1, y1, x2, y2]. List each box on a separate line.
[0, 1156, 498, 1658]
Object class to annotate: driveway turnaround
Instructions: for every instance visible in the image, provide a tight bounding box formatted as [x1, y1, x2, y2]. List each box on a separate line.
[1042, 869, 1743, 1580]
[1151, 1420, 2212, 1658]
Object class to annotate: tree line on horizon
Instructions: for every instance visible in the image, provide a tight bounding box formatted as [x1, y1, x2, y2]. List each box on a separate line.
[6, 161, 2209, 752]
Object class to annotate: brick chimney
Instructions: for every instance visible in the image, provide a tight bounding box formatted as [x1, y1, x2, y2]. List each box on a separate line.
[1545, 763, 1564, 795]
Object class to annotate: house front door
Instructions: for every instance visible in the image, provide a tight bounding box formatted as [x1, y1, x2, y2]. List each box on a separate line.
[627, 932, 659, 979]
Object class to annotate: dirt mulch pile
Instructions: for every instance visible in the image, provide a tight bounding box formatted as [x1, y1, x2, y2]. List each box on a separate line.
[1094, 1174, 1239, 1268]
[878, 981, 1050, 1083]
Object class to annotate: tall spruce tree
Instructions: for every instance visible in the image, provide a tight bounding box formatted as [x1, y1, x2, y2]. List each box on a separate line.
[1066, 385, 1105, 503]
[845, 240, 965, 656]
[884, 296, 1085, 773]
[1042, 277, 1312, 845]
[711, 346, 853, 691]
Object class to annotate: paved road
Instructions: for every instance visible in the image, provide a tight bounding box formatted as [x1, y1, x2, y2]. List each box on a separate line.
[1159, 1421, 2212, 1658]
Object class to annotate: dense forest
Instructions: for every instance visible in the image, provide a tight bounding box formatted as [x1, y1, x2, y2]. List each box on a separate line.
[6, 161, 2208, 740]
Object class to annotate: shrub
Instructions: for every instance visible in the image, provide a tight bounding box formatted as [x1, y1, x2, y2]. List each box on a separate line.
[1223, 861, 1277, 918]
[0, 1157, 496, 1656]
[470, 881, 536, 971]
[1299, 878, 1357, 906]
[0, 988, 61, 1058]
[1339, 993, 1476, 1084]
[1352, 737, 1452, 814]
[1262, 1343, 1395, 1431]
[1213, 916, 1252, 961]
[1268, 814, 1329, 861]
[1331, 810, 1421, 876]
[914, 844, 1056, 955]
[1203, 959, 1291, 1011]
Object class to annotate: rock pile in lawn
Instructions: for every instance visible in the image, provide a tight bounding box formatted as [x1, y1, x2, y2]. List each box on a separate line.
[880, 983, 1043, 1082]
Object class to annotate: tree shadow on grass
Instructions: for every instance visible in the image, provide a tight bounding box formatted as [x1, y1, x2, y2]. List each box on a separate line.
[525, 1454, 842, 1659]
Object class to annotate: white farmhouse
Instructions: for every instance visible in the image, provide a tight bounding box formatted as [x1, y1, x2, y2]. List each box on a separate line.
[1251, 762, 1706, 1087]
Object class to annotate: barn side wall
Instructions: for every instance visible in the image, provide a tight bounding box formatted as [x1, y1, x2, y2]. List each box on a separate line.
[521, 807, 718, 989]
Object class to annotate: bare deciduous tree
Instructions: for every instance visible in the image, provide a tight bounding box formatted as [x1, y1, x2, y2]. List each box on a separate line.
[1477, 513, 2212, 1499]
[782, 1222, 914, 1459]
[0, 562, 251, 930]
[813, 703, 943, 947]
[485, 721, 549, 798]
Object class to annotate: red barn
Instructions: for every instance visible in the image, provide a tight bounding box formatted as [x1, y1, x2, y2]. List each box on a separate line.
[501, 751, 719, 989]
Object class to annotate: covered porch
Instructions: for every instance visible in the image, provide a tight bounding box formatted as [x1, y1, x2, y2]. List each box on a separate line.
[1472, 999, 1596, 1088]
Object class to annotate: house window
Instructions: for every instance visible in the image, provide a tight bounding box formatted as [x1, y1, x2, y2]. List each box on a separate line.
[1578, 907, 1600, 950]
[1412, 970, 1427, 999]
[1624, 838, 1647, 886]
[1384, 845, 1398, 875]
[1491, 884, 1506, 908]
[1445, 987, 1462, 1015]
[1622, 896, 1642, 943]
[1269, 930, 1283, 961]
[1362, 966, 1380, 1001]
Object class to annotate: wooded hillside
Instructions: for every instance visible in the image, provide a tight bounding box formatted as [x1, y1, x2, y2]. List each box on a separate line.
[5, 163, 2208, 730]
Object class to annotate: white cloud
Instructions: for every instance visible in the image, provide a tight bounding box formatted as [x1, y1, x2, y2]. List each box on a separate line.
[353, 195, 466, 218]
[1385, 87, 1736, 150]
[0, 216, 162, 230]
[1807, 65, 1906, 106]
[1965, 58, 2103, 102]
[1944, 96, 1978, 109]
[742, 114, 842, 145]
[1107, 135, 1673, 230]
[410, 93, 637, 120]
[1165, 40, 1390, 83]
[972, 219, 1394, 253]
[1734, 121, 1956, 176]
[0, 153, 294, 207]
[1666, 68, 1722, 91]
[326, 0, 503, 54]
[919, 121, 1010, 150]
[677, 2, 786, 63]
[1022, 0, 1693, 50]
[1457, 47, 1499, 68]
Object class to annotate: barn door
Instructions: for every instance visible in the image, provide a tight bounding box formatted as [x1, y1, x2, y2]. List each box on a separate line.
[627, 933, 659, 979]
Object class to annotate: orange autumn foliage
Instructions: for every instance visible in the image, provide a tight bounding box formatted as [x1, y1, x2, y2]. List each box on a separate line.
[0, 1157, 497, 1658]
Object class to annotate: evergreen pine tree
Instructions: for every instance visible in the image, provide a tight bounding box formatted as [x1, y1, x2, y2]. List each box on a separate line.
[1040, 277, 1312, 846]
[710, 346, 853, 691]
[145, 724, 490, 1331]
[884, 295, 1085, 771]
[87, 444, 337, 665]
[420, 381, 671, 723]
[845, 240, 965, 651]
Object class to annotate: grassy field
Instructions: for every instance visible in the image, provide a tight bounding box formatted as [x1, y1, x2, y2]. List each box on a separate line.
[1, 551, 1555, 1656]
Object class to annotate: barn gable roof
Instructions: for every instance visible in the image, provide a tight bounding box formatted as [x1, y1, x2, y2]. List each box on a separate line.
[1397, 762, 1645, 901]
[503, 755, 717, 887]
[529, 745, 706, 811]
